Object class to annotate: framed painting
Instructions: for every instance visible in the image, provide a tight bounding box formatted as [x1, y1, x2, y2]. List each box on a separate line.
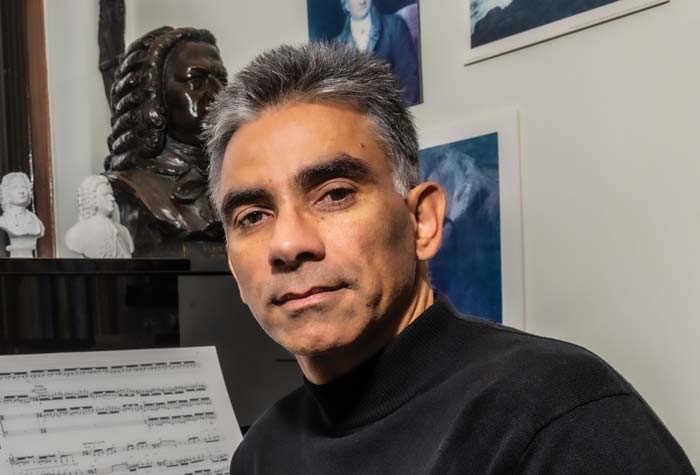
[307, 0, 423, 106]
[466, 0, 669, 64]
[419, 110, 524, 328]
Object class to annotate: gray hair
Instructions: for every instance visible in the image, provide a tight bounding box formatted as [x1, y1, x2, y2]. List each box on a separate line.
[203, 42, 419, 215]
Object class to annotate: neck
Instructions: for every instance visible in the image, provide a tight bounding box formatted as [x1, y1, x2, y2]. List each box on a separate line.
[297, 268, 434, 385]
[165, 137, 205, 162]
[351, 13, 370, 22]
[3, 204, 27, 214]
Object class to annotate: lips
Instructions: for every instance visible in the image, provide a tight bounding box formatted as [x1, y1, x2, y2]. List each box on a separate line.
[273, 285, 345, 306]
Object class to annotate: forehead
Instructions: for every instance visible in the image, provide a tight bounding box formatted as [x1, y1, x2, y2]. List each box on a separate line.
[219, 101, 393, 194]
[165, 41, 223, 75]
[6, 177, 27, 188]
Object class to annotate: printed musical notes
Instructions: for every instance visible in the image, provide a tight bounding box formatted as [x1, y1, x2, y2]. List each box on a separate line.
[0, 347, 242, 475]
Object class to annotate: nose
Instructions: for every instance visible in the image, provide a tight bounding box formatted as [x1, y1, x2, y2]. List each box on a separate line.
[268, 206, 325, 272]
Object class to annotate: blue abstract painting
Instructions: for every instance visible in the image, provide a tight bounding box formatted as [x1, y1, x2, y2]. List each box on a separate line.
[470, 0, 619, 47]
[420, 133, 502, 322]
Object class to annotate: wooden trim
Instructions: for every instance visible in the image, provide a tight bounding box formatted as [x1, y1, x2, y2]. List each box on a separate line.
[25, 0, 55, 257]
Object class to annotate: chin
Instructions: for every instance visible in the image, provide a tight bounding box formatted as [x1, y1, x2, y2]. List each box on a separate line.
[281, 327, 360, 358]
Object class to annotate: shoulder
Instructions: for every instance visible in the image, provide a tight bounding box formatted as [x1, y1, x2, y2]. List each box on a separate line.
[105, 169, 183, 225]
[381, 12, 411, 36]
[468, 316, 630, 392]
[65, 216, 115, 256]
[427, 303, 694, 469]
[231, 386, 307, 469]
[516, 391, 694, 472]
[106, 169, 172, 198]
[439, 308, 636, 425]
[334, 19, 351, 43]
[240, 386, 307, 443]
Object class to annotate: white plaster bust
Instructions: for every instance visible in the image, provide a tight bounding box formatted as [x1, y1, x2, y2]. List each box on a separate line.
[0, 172, 44, 258]
[65, 175, 134, 258]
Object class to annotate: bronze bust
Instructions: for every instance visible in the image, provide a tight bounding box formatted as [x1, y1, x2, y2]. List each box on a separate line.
[104, 26, 228, 258]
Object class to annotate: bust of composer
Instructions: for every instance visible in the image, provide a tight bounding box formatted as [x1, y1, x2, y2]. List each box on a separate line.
[65, 175, 134, 258]
[0, 172, 44, 257]
[104, 26, 228, 258]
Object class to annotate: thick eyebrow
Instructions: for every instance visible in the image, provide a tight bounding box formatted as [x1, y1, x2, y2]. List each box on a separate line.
[218, 154, 374, 226]
[295, 153, 376, 192]
[219, 187, 274, 227]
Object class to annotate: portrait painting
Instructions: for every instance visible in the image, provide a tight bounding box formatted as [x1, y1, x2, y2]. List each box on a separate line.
[307, 0, 423, 106]
[419, 111, 524, 328]
[466, 0, 669, 64]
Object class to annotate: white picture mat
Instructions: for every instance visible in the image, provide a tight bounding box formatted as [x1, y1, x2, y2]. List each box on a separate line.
[0, 346, 242, 475]
[419, 110, 525, 329]
[465, 0, 669, 65]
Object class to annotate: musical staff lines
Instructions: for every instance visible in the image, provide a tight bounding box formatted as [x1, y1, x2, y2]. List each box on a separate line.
[0, 360, 198, 382]
[0, 347, 242, 475]
[12, 447, 230, 475]
[15, 466, 229, 475]
[9, 435, 223, 466]
[1, 384, 208, 406]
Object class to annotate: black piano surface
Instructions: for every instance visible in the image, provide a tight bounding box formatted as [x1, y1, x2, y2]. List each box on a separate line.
[0, 258, 303, 427]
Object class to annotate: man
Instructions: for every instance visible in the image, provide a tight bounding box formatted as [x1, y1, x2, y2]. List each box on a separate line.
[334, 0, 421, 105]
[204, 43, 693, 474]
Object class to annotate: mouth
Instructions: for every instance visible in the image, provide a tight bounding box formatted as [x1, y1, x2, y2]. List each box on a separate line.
[273, 285, 346, 307]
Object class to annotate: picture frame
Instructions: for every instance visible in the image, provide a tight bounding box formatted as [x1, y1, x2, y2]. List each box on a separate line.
[419, 110, 525, 329]
[307, 0, 424, 106]
[466, 0, 669, 65]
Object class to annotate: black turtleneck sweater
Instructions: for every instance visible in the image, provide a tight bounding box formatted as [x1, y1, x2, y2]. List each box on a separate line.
[230, 296, 694, 474]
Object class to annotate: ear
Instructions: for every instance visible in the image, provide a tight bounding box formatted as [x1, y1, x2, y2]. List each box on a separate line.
[226, 252, 247, 304]
[406, 181, 446, 262]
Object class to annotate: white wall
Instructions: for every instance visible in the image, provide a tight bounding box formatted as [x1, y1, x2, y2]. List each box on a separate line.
[44, 0, 112, 257]
[46, 0, 699, 465]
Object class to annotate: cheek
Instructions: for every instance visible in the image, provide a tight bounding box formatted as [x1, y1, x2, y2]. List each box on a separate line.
[168, 88, 199, 119]
[226, 238, 268, 299]
[324, 202, 415, 280]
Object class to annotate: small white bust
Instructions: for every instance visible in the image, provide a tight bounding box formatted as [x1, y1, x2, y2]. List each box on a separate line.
[65, 175, 134, 258]
[0, 172, 44, 258]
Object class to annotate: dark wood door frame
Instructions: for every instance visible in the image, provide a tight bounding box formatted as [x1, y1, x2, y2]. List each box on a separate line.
[26, 0, 55, 257]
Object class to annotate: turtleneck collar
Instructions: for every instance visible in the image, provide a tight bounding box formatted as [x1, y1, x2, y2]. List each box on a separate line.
[303, 293, 466, 433]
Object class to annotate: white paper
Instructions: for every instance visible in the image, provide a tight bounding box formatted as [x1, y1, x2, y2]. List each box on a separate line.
[0, 346, 242, 475]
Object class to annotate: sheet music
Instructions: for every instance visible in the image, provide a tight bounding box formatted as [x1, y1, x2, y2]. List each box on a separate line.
[0, 346, 242, 475]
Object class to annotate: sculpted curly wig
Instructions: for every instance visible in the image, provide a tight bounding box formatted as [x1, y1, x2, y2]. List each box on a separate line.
[106, 26, 219, 171]
[77, 175, 112, 220]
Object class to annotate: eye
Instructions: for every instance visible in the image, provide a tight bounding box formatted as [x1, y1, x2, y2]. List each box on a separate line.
[317, 186, 356, 209]
[235, 209, 270, 228]
[327, 188, 352, 201]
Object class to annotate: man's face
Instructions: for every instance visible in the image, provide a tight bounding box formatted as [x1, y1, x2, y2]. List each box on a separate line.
[163, 41, 227, 146]
[346, 0, 372, 20]
[95, 183, 115, 217]
[6, 179, 30, 207]
[218, 101, 418, 357]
